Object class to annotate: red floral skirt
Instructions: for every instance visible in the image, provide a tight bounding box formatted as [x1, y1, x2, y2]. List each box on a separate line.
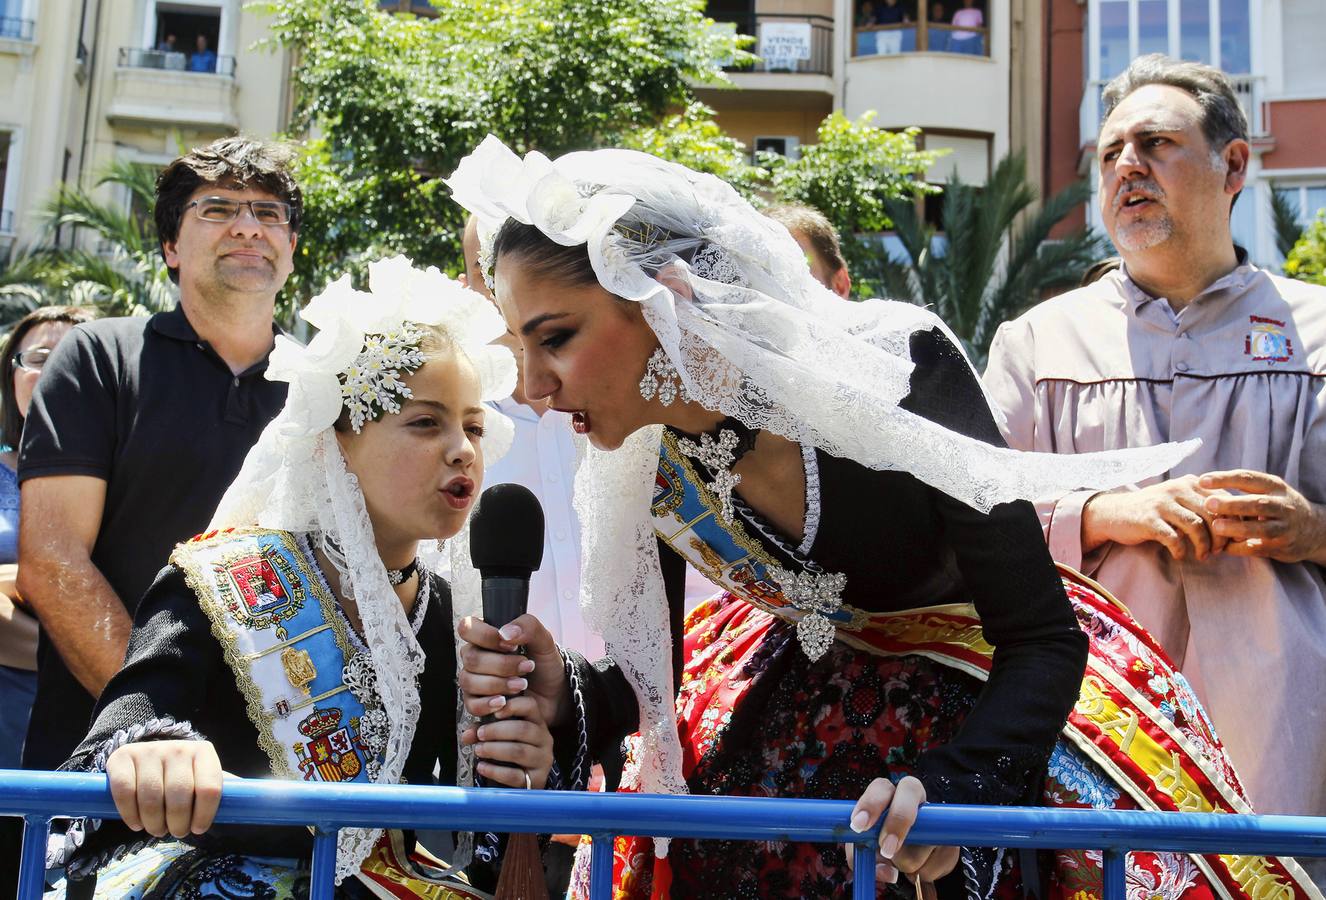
[570, 573, 1318, 900]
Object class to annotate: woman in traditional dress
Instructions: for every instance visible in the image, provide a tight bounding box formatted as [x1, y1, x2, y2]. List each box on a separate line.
[46, 258, 564, 898]
[448, 137, 1322, 900]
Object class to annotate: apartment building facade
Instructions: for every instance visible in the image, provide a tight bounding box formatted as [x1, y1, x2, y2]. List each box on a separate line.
[698, 0, 1035, 205]
[0, 0, 291, 260]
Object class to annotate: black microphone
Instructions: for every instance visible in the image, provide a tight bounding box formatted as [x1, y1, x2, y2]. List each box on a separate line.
[470, 483, 545, 634]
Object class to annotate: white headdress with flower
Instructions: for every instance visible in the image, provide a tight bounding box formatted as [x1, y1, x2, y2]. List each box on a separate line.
[446, 136, 1198, 843]
[210, 255, 515, 881]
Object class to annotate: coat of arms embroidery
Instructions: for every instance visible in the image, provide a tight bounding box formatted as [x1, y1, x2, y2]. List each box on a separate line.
[293, 706, 369, 782]
[212, 543, 308, 638]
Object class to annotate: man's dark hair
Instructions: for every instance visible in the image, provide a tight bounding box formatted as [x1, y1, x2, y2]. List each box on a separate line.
[764, 204, 848, 275]
[1101, 54, 1249, 152]
[0, 305, 100, 449]
[154, 136, 303, 284]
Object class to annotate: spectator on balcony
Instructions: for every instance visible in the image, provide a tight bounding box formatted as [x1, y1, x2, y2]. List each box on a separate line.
[874, 0, 909, 54]
[928, 1, 949, 51]
[855, 1, 878, 55]
[765, 203, 853, 298]
[16, 137, 299, 778]
[948, 0, 984, 54]
[155, 32, 176, 53]
[985, 55, 1326, 871]
[188, 33, 217, 73]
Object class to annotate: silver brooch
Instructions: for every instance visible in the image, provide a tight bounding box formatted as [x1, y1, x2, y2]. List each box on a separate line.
[767, 565, 847, 661]
[342, 651, 378, 705]
[677, 429, 742, 523]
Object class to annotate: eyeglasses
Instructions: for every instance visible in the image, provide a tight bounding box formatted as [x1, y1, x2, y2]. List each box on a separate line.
[13, 348, 53, 371]
[187, 197, 293, 226]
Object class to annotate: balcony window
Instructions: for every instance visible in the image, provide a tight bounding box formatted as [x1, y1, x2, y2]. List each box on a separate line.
[0, 131, 15, 237]
[1137, 0, 1168, 57]
[0, 0, 33, 40]
[754, 136, 800, 162]
[1098, 0, 1128, 80]
[136, 1, 229, 74]
[1088, 0, 1260, 82]
[1276, 185, 1326, 228]
[851, 0, 989, 58]
[1219, 0, 1250, 74]
[1177, 0, 1208, 62]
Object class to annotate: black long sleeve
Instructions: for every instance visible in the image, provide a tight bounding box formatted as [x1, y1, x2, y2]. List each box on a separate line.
[899, 329, 1088, 804]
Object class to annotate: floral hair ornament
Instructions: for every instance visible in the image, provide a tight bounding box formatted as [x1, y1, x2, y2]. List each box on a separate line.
[268, 255, 517, 461]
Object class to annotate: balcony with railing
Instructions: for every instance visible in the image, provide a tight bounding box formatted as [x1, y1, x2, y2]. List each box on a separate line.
[107, 46, 239, 131]
[714, 12, 834, 92]
[851, 2, 990, 61]
[843, 3, 1002, 138]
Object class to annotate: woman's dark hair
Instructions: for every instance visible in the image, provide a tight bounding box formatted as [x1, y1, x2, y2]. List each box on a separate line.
[492, 220, 599, 288]
[0, 305, 100, 449]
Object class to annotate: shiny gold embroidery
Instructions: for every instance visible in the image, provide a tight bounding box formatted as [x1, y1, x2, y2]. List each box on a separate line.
[282, 647, 318, 696]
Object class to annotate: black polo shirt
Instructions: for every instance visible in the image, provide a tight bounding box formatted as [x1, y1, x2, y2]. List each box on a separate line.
[17, 305, 288, 769]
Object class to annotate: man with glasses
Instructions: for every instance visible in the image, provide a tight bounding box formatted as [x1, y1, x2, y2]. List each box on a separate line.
[14, 137, 299, 774]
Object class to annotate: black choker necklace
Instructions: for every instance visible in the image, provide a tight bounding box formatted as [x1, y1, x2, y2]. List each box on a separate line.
[387, 558, 420, 586]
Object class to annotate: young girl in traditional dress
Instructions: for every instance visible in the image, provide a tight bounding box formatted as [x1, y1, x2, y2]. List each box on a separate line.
[448, 138, 1322, 900]
[47, 258, 563, 898]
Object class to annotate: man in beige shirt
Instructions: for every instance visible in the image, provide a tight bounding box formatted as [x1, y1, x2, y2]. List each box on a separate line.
[985, 54, 1326, 829]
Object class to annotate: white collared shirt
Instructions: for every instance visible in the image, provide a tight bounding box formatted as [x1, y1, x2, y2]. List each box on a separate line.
[483, 397, 604, 659]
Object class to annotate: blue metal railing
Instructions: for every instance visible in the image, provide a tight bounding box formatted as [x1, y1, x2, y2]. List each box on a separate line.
[5, 770, 1326, 899]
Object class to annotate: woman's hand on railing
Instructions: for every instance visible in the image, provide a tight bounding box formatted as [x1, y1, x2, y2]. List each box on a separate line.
[458, 613, 568, 728]
[105, 739, 224, 839]
[846, 775, 958, 898]
[460, 694, 555, 789]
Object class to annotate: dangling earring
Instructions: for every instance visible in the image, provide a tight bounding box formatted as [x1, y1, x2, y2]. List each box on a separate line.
[435, 539, 446, 554]
[638, 346, 689, 406]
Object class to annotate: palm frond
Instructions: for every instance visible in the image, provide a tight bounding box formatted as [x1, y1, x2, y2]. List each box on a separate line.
[1271, 189, 1304, 261]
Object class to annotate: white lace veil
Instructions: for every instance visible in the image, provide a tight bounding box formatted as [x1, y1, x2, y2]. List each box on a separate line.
[445, 136, 1198, 841]
[209, 256, 515, 881]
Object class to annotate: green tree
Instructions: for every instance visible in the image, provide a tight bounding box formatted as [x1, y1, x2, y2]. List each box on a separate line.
[759, 112, 940, 298]
[877, 151, 1107, 367]
[1284, 210, 1326, 286]
[619, 101, 763, 194]
[629, 107, 940, 297]
[259, 0, 752, 296]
